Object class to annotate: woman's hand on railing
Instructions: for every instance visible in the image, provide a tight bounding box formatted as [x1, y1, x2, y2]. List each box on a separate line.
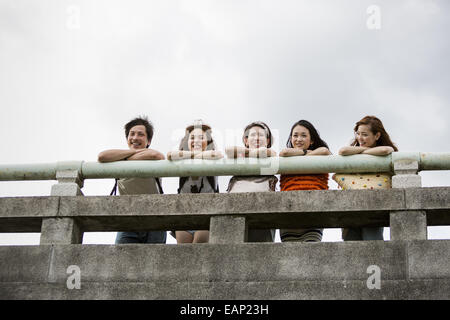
[167, 151, 192, 160]
[361, 146, 394, 156]
[280, 147, 331, 157]
[193, 150, 224, 160]
[338, 146, 369, 156]
[279, 148, 306, 157]
[226, 146, 276, 158]
[339, 146, 394, 156]
[168, 150, 224, 160]
[225, 146, 245, 158]
[247, 147, 277, 158]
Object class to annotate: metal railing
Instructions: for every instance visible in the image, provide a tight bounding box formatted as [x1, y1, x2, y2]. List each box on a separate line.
[0, 152, 449, 181]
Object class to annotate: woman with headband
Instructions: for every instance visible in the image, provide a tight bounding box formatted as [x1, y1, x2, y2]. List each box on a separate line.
[225, 121, 278, 243]
[167, 120, 223, 243]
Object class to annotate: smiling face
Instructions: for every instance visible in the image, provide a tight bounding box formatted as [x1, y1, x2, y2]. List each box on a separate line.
[127, 125, 150, 150]
[355, 124, 380, 148]
[290, 125, 313, 150]
[245, 126, 268, 149]
[188, 128, 208, 152]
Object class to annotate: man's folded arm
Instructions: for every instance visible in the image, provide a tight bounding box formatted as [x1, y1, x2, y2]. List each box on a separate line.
[127, 149, 165, 160]
[98, 149, 137, 163]
[98, 149, 165, 162]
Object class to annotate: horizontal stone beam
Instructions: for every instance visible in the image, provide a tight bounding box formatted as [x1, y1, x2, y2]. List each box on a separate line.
[0, 197, 59, 232]
[404, 188, 450, 225]
[1, 240, 449, 299]
[0, 188, 448, 233]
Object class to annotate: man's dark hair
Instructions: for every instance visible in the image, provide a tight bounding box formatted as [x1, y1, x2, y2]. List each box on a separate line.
[124, 116, 154, 147]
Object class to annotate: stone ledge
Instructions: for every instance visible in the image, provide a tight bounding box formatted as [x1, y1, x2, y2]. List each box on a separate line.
[1, 279, 449, 300]
[1, 188, 449, 232]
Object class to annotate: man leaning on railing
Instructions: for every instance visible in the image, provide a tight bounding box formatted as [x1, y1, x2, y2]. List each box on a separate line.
[97, 116, 167, 245]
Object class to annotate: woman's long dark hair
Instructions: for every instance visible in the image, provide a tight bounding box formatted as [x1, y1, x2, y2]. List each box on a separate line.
[286, 120, 330, 151]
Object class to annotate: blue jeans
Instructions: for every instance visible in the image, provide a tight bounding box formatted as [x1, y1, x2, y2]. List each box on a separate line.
[342, 227, 384, 241]
[115, 231, 167, 244]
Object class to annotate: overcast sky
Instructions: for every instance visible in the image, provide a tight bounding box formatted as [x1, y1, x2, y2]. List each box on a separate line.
[1, 0, 449, 244]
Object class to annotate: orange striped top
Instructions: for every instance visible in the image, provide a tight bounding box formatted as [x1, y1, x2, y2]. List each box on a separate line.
[280, 174, 329, 191]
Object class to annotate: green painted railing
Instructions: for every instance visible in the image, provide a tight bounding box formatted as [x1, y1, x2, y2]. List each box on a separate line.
[0, 152, 449, 181]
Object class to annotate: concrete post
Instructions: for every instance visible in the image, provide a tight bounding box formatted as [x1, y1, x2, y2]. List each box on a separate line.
[390, 210, 427, 241]
[209, 216, 248, 244]
[40, 217, 83, 244]
[50, 169, 84, 196]
[41, 161, 84, 244]
[392, 160, 421, 188]
[390, 159, 427, 240]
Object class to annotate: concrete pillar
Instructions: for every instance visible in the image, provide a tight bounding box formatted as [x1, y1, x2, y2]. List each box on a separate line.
[209, 216, 248, 244]
[390, 210, 427, 241]
[392, 160, 421, 188]
[42, 161, 84, 244]
[50, 169, 84, 196]
[40, 217, 83, 244]
[390, 159, 427, 240]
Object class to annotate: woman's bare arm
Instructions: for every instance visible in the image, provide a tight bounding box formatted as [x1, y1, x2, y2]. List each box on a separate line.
[168, 150, 224, 160]
[280, 147, 330, 157]
[225, 146, 246, 158]
[339, 146, 393, 156]
[167, 151, 195, 160]
[361, 146, 394, 156]
[306, 147, 332, 156]
[279, 148, 305, 157]
[226, 146, 276, 158]
[194, 150, 224, 160]
[338, 146, 368, 156]
[247, 147, 277, 158]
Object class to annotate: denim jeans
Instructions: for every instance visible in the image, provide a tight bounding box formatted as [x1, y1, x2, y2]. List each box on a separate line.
[342, 227, 384, 241]
[115, 231, 167, 244]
